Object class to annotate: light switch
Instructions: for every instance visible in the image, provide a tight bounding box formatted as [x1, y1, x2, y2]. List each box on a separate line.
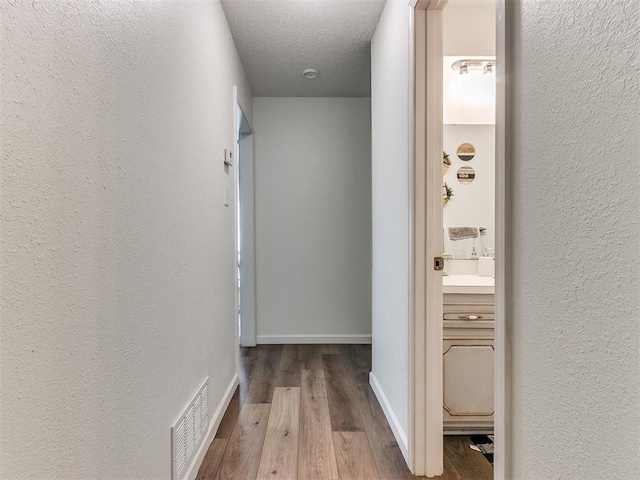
[224, 148, 233, 166]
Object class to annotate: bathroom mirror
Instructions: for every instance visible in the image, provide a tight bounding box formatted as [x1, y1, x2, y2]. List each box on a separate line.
[443, 126, 495, 261]
[443, 226, 488, 262]
[457, 142, 475, 161]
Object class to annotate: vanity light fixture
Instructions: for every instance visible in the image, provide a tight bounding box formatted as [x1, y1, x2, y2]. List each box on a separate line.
[303, 68, 319, 79]
[451, 59, 495, 75]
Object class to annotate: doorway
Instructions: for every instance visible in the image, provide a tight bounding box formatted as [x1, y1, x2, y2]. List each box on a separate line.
[410, 0, 508, 478]
[440, 4, 496, 478]
[235, 100, 256, 347]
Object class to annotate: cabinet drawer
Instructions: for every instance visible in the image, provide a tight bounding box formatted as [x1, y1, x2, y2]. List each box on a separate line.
[444, 293, 494, 306]
[444, 321, 494, 340]
[444, 312, 494, 321]
[443, 304, 494, 316]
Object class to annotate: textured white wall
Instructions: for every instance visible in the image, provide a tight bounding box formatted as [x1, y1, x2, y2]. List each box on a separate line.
[370, 0, 410, 440]
[0, 2, 251, 478]
[443, 125, 495, 254]
[253, 97, 372, 342]
[510, 1, 639, 478]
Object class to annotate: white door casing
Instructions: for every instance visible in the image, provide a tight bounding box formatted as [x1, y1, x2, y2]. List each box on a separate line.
[233, 86, 257, 349]
[409, 1, 446, 476]
[409, 0, 509, 478]
[494, 0, 512, 477]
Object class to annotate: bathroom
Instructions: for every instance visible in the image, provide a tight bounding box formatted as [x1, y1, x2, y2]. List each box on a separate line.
[440, 0, 496, 446]
[442, 0, 496, 279]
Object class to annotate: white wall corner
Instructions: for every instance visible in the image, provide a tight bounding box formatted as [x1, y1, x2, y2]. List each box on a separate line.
[369, 372, 409, 464]
[182, 374, 239, 480]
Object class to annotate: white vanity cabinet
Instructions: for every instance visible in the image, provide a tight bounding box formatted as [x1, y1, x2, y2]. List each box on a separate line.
[443, 291, 494, 434]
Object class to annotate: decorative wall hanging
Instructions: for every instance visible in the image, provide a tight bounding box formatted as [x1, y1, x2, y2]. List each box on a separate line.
[443, 151, 451, 175]
[443, 182, 454, 206]
[457, 166, 475, 184]
[457, 143, 475, 161]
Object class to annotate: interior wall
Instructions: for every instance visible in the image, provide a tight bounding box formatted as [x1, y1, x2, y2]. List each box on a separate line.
[0, 2, 251, 478]
[443, 0, 495, 57]
[510, 0, 639, 477]
[370, 0, 411, 448]
[443, 125, 496, 254]
[442, 0, 495, 125]
[443, 59, 496, 125]
[252, 97, 372, 343]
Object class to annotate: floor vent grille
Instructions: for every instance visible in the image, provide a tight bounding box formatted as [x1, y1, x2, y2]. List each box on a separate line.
[171, 377, 209, 480]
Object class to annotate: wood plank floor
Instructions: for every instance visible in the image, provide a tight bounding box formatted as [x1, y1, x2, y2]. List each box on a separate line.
[197, 344, 493, 480]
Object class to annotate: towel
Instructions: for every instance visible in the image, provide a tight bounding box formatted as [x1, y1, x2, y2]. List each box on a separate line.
[448, 227, 479, 240]
[443, 227, 482, 259]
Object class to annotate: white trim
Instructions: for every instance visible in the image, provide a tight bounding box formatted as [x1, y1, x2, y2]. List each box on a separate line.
[183, 374, 239, 480]
[412, 1, 507, 478]
[232, 86, 241, 375]
[409, 0, 449, 10]
[369, 372, 409, 463]
[410, 7, 427, 476]
[237, 104, 256, 348]
[424, 8, 446, 478]
[494, 0, 511, 478]
[234, 87, 257, 348]
[256, 334, 372, 344]
[407, 5, 418, 474]
[411, 5, 447, 476]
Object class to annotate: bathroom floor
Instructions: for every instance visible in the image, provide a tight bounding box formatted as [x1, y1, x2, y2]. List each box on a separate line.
[197, 344, 493, 479]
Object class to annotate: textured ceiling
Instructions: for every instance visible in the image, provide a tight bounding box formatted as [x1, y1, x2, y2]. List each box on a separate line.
[220, 0, 386, 97]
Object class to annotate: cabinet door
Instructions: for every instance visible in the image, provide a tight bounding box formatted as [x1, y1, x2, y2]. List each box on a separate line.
[443, 341, 494, 418]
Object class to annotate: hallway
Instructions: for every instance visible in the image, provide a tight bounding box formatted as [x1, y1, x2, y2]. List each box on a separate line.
[197, 345, 493, 479]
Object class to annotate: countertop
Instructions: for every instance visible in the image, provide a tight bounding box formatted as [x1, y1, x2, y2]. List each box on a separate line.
[443, 274, 494, 294]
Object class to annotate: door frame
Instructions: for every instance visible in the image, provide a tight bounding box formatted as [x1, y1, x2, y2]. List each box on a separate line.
[236, 104, 256, 348]
[408, 0, 510, 477]
[494, 0, 512, 477]
[233, 86, 257, 353]
[409, 1, 446, 477]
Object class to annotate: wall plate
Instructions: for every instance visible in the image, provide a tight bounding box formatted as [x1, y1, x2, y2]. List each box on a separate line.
[224, 148, 233, 166]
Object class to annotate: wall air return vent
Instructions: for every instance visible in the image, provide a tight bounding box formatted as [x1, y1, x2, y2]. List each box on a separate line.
[171, 377, 209, 480]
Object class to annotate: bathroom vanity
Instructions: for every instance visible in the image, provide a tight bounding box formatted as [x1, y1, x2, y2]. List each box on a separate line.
[442, 275, 494, 434]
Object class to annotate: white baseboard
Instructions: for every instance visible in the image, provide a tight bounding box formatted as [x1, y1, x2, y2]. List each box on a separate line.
[369, 371, 409, 464]
[256, 334, 371, 344]
[183, 373, 239, 480]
